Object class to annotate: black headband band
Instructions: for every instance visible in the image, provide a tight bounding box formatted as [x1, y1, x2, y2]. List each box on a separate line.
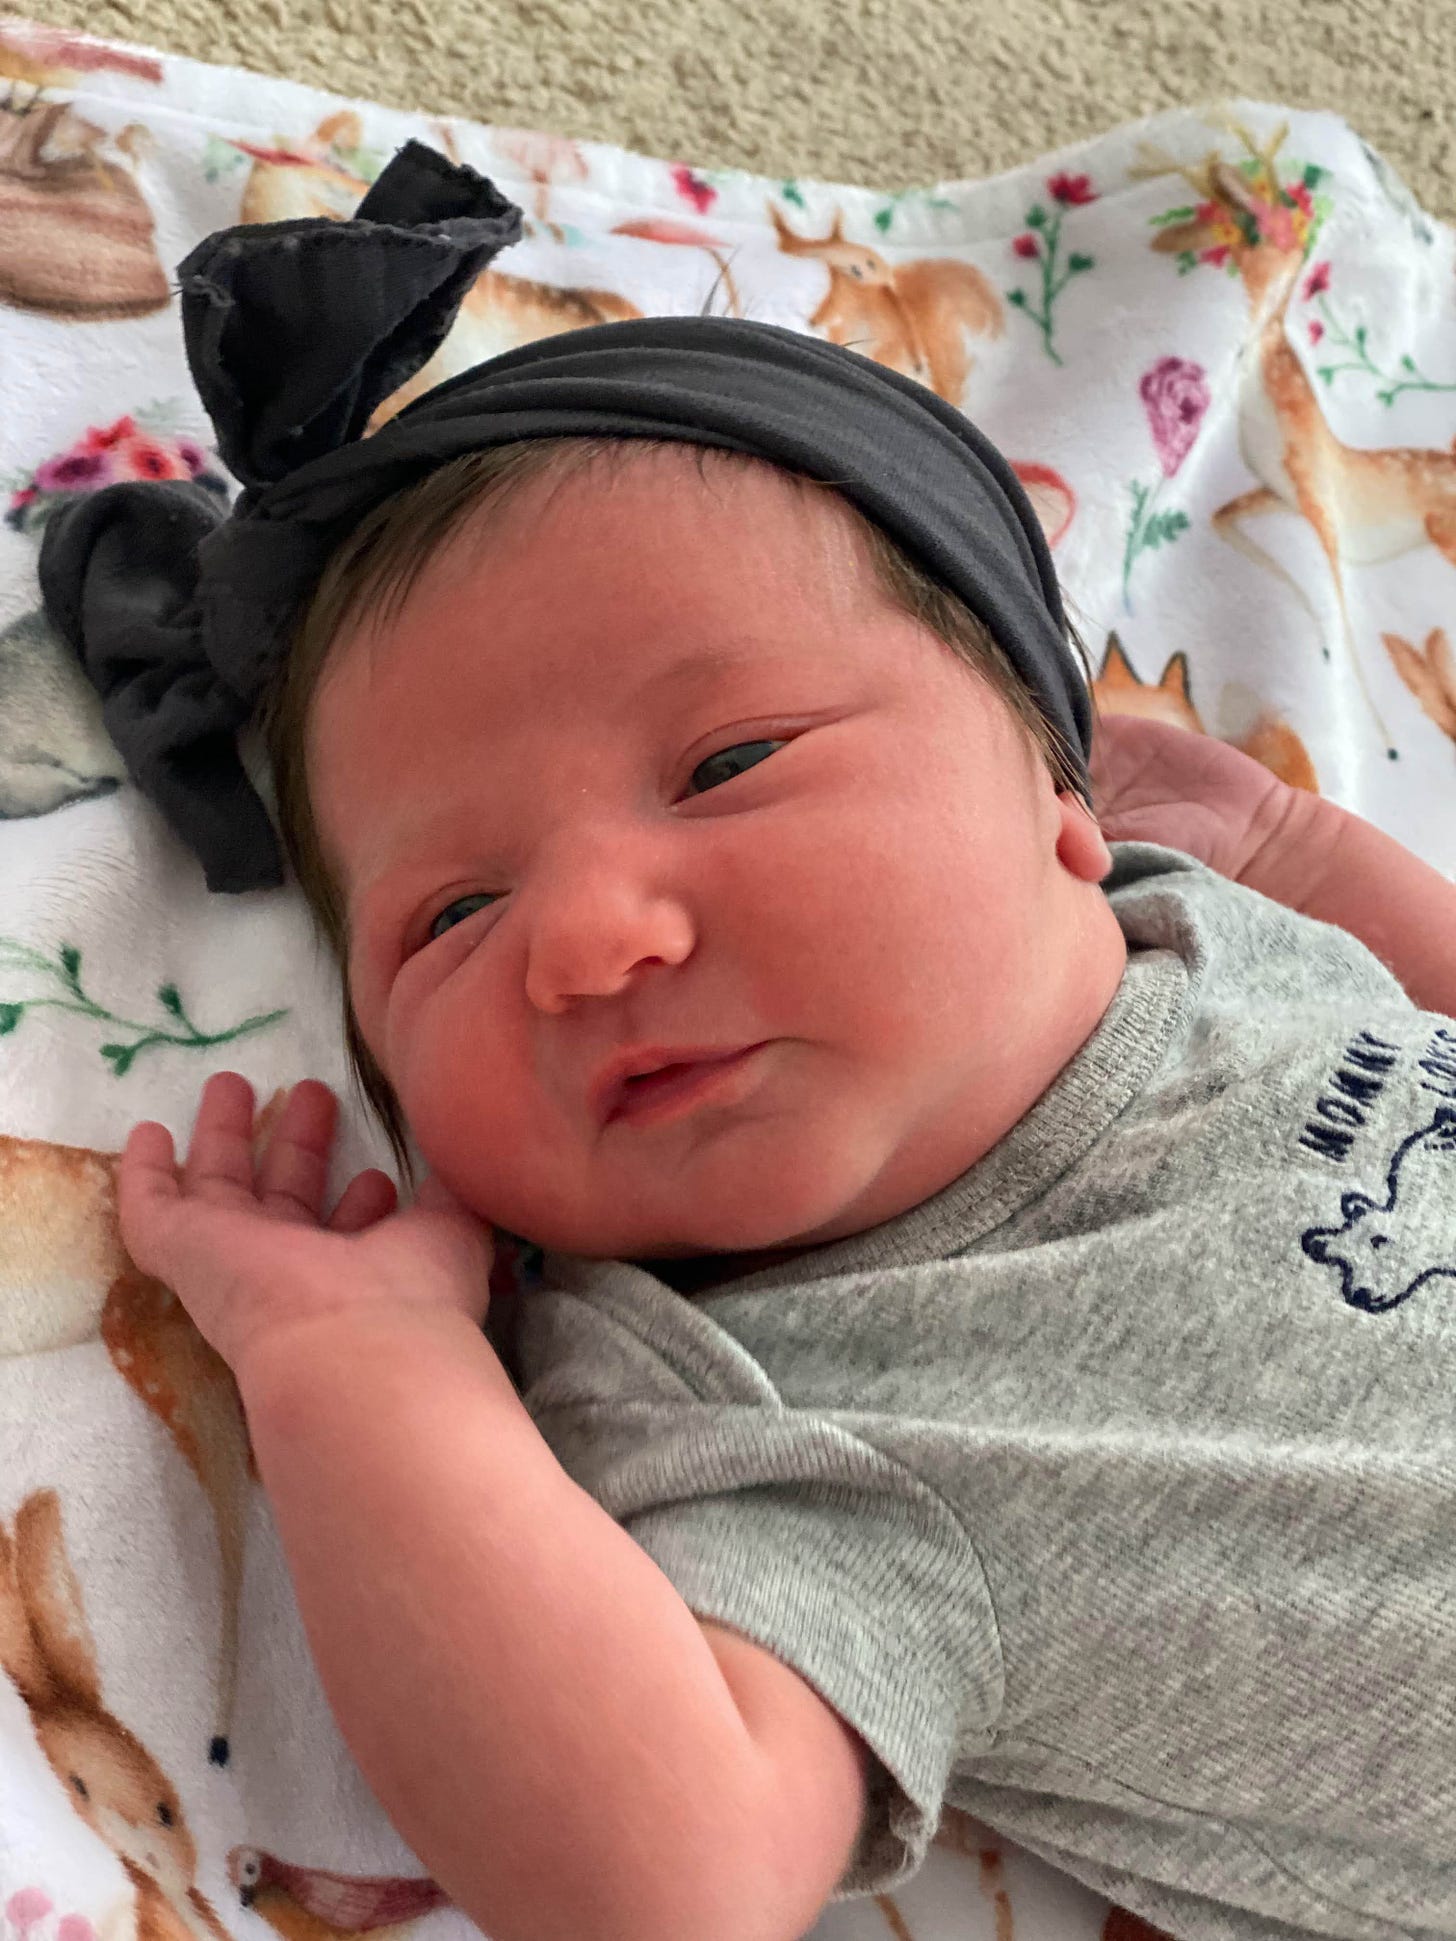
[37, 139, 1090, 893]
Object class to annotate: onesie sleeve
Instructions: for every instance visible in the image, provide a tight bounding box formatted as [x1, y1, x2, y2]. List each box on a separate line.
[517, 1280, 1005, 1894]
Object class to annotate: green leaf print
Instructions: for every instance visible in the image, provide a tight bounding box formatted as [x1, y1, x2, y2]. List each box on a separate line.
[1309, 288, 1456, 407]
[201, 134, 247, 183]
[0, 939, 287, 1074]
[1121, 482, 1192, 611]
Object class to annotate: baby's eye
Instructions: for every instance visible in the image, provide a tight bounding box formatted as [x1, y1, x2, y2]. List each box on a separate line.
[428, 892, 497, 942]
[687, 739, 785, 795]
[419, 740, 784, 947]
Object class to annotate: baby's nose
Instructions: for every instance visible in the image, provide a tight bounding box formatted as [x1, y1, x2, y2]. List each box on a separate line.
[523, 889, 696, 1014]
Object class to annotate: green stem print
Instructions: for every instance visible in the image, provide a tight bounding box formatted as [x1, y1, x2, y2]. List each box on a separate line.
[1311, 296, 1456, 406]
[1301, 262, 1456, 407]
[0, 938, 287, 1076]
[1006, 173, 1099, 366]
[1121, 475, 1190, 612]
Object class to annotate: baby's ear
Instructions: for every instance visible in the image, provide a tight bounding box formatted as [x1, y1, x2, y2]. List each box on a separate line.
[1054, 789, 1115, 883]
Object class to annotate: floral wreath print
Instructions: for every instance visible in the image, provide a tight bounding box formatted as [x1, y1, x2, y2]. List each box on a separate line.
[0, 412, 231, 827]
[1147, 145, 1332, 273]
[4, 407, 230, 536]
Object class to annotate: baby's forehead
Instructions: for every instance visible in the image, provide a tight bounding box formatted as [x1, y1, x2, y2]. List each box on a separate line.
[323, 439, 923, 716]
[457, 441, 897, 612]
[490, 438, 879, 552]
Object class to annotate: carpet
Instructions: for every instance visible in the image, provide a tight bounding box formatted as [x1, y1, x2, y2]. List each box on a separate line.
[13, 0, 1454, 218]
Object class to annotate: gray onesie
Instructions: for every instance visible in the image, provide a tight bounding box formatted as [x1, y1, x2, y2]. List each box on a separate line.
[512, 840, 1456, 1941]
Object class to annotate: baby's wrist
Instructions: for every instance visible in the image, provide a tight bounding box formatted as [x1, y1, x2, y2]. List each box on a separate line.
[1234, 782, 1336, 913]
[234, 1302, 493, 1423]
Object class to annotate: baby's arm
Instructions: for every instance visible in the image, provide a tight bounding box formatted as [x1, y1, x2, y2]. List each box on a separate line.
[1240, 788, 1456, 1018]
[1090, 715, 1456, 1017]
[120, 1074, 866, 1941]
[243, 1309, 867, 1940]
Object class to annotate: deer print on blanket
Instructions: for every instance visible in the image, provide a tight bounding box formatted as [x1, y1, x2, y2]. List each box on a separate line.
[0, 1489, 232, 1940]
[1132, 118, 1456, 758]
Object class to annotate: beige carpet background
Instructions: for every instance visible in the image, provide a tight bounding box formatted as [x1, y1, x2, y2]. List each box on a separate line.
[15, 0, 1456, 218]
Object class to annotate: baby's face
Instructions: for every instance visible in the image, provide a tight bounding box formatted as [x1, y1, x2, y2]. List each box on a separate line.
[308, 450, 1125, 1263]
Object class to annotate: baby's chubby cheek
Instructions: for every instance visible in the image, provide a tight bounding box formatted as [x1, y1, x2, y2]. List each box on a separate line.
[359, 949, 557, 1201]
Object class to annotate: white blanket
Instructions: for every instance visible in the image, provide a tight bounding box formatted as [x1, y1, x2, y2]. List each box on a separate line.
[0, 12, 1452, 1936]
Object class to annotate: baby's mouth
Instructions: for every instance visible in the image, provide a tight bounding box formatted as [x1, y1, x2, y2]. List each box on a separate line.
[607, 1045, 767, 1127]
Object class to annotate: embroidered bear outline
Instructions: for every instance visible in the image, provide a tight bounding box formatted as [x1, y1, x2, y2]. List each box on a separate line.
[1301, 1106, 1456, 1313]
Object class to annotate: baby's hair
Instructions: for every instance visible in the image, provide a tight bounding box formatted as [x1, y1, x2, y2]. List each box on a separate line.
[258, 435, 1099, 1181]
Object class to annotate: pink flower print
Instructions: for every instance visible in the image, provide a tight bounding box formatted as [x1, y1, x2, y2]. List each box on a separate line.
[58, 1919, 98, 1941]
[112, 433, 192, 482]
[34, 448, 115, 493]
[1308, 319, 1325, 344]
[1012, 232, 1039, 259]
[1199, 244, 1230, 269]
[1302, 259, 1331, 301]
[1258, 200, 1298, 251]
[79, 415, 138, 453]
[1139, 355, 1210, 478]
[174, 437, 211, 477]
[6, 1890, 54, 1936]
[1047, 171, 1096, 206]
[670, 164, 716, 214]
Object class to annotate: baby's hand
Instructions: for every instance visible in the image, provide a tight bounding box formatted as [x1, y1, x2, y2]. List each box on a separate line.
[1089, 713, 1303, 884]
[118, 1071, 496, 1385]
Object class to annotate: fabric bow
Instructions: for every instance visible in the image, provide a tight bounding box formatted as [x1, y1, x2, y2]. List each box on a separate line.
[38, 140, 525, 891]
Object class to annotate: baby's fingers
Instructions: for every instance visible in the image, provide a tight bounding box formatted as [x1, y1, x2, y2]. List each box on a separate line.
[328, 1168, 399, 1234]
[183, 1070, 268, 1206]
[119, 1120, 179, 1202]
[116, 1119, 186, 1273]
[254, 1078, 340, 1223]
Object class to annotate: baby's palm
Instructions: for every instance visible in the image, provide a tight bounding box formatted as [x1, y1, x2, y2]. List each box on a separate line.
[119, 1071, 496, 1381]
[1089, 713, 1291, 882]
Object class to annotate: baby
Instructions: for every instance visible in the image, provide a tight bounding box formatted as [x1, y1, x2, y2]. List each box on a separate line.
[42, 144, 1456, 1941]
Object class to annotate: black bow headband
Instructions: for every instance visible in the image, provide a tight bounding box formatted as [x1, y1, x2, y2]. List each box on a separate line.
[38, 138, 1091, 894]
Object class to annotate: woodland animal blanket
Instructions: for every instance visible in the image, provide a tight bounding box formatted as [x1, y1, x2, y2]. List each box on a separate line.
[0, 12, 1453, 1939]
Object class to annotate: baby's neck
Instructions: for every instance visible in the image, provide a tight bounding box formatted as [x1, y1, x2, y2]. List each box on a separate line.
[644, 1245, 814, 1295]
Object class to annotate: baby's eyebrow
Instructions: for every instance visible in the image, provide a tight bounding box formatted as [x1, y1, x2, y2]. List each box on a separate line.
[634, 645, 784, 702]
